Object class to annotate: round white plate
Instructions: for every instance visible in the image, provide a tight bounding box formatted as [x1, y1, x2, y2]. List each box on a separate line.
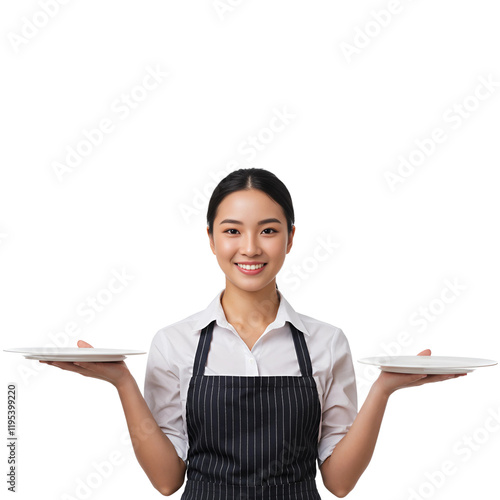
[357, 356, 497, 374]
[4, 347, 147, 362]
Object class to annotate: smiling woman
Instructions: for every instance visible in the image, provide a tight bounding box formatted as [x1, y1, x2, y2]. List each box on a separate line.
[40, 167, 467, 499]
[143, 168, 467, 499]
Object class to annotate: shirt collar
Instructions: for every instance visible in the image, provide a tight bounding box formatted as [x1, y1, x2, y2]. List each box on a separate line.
[190, 288, 310, 336]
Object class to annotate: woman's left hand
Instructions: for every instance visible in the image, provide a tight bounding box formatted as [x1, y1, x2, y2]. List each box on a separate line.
[373, 349, 467, 398]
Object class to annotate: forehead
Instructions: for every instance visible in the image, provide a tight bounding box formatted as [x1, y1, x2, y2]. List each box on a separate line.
[215, 190, 283, 219]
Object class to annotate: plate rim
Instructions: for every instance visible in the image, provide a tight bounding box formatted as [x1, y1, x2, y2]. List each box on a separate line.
[358, 355, 498, 369]
[24, 354, 128, 361]
[4, 347, 147, 355]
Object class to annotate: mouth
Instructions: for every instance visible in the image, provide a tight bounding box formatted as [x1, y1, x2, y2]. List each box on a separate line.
[235, 263, 267, 274]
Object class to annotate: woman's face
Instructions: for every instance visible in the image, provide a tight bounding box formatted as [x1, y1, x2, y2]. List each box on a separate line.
[208, 189, 295, 293]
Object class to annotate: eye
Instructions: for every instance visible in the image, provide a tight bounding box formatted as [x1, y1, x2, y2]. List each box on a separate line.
[223, 228, 278, 235]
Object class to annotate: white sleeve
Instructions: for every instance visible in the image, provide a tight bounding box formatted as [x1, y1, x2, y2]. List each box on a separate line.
[317, 328, 358, 468]
[143, 330, 188, 463]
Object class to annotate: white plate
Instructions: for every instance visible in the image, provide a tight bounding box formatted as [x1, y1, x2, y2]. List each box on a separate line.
[3, 347, 147, 362]
[357, 356, 498, 374]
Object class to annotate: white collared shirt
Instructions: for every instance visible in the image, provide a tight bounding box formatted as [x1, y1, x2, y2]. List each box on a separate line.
[144, 289, 358, 468]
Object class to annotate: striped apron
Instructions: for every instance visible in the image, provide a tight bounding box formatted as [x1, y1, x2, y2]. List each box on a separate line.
[181, 319, 322, 500]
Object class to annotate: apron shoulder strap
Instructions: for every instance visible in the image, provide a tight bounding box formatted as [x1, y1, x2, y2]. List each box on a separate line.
[289, 321, 313, 377]
[193, 319, 215, 376]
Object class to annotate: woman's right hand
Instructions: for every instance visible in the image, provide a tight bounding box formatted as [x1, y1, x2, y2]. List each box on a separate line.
[39, 340, 133, 389]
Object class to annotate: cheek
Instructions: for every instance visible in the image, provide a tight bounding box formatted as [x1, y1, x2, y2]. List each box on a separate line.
[265, 239, 288, 257]
[216, 239, 236, 258]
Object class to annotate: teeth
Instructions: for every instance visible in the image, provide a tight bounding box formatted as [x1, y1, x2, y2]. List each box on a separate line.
[237, 263, 265, 270]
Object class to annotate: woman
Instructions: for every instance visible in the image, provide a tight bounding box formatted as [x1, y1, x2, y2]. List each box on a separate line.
[41, 168, 466, 498]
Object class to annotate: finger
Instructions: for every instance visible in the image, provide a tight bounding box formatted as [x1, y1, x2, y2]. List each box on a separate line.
[406, 374, 428, 385]
[72, 361, 105, 372]
[417, 349, 431, 356]
[409, 373, 467, 387]
[77, 340, 94, 348]
[44, 361, 93, 376]
[47, 361, 109, 381]
[425, 373, 467, 382]
[399, 373, 428, 383]
[44, 361, 84, 371]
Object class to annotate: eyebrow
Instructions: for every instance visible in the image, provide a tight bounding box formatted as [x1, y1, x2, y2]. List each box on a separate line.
[219, 218, 282, 225]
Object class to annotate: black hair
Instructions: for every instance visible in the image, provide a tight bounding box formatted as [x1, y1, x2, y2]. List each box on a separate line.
[207, 168, 295, 236]
[206, 168, 295, 290]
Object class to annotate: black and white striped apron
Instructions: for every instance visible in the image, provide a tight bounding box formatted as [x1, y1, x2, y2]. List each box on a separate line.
[181, 319, 322, 500]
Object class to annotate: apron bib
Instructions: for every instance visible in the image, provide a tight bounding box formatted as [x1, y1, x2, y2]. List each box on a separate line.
[181, 319, 322, 500]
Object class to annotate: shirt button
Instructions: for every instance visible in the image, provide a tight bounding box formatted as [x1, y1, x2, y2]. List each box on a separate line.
[249, 358, 255, 363]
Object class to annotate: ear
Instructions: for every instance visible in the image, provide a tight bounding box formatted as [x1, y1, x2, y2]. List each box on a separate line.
[207, 226, 216, 255]
[286, 225, 295, 254]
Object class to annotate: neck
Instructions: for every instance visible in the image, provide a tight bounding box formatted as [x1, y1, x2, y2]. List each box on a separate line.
[220, 281, 280, 331]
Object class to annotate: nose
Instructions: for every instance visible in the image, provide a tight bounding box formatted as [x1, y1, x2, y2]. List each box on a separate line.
[240, 233, 262, 257]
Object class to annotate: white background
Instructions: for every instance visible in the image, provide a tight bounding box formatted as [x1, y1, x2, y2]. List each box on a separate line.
[1, 1, 499, 499]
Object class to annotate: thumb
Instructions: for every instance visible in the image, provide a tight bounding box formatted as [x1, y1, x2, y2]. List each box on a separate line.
[77, 340, 94, 348]
[417, 349, 431, 356]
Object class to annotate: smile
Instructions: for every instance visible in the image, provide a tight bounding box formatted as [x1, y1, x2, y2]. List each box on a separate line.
[237, 263, 265, 270]
[235, 263, 267, 275]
